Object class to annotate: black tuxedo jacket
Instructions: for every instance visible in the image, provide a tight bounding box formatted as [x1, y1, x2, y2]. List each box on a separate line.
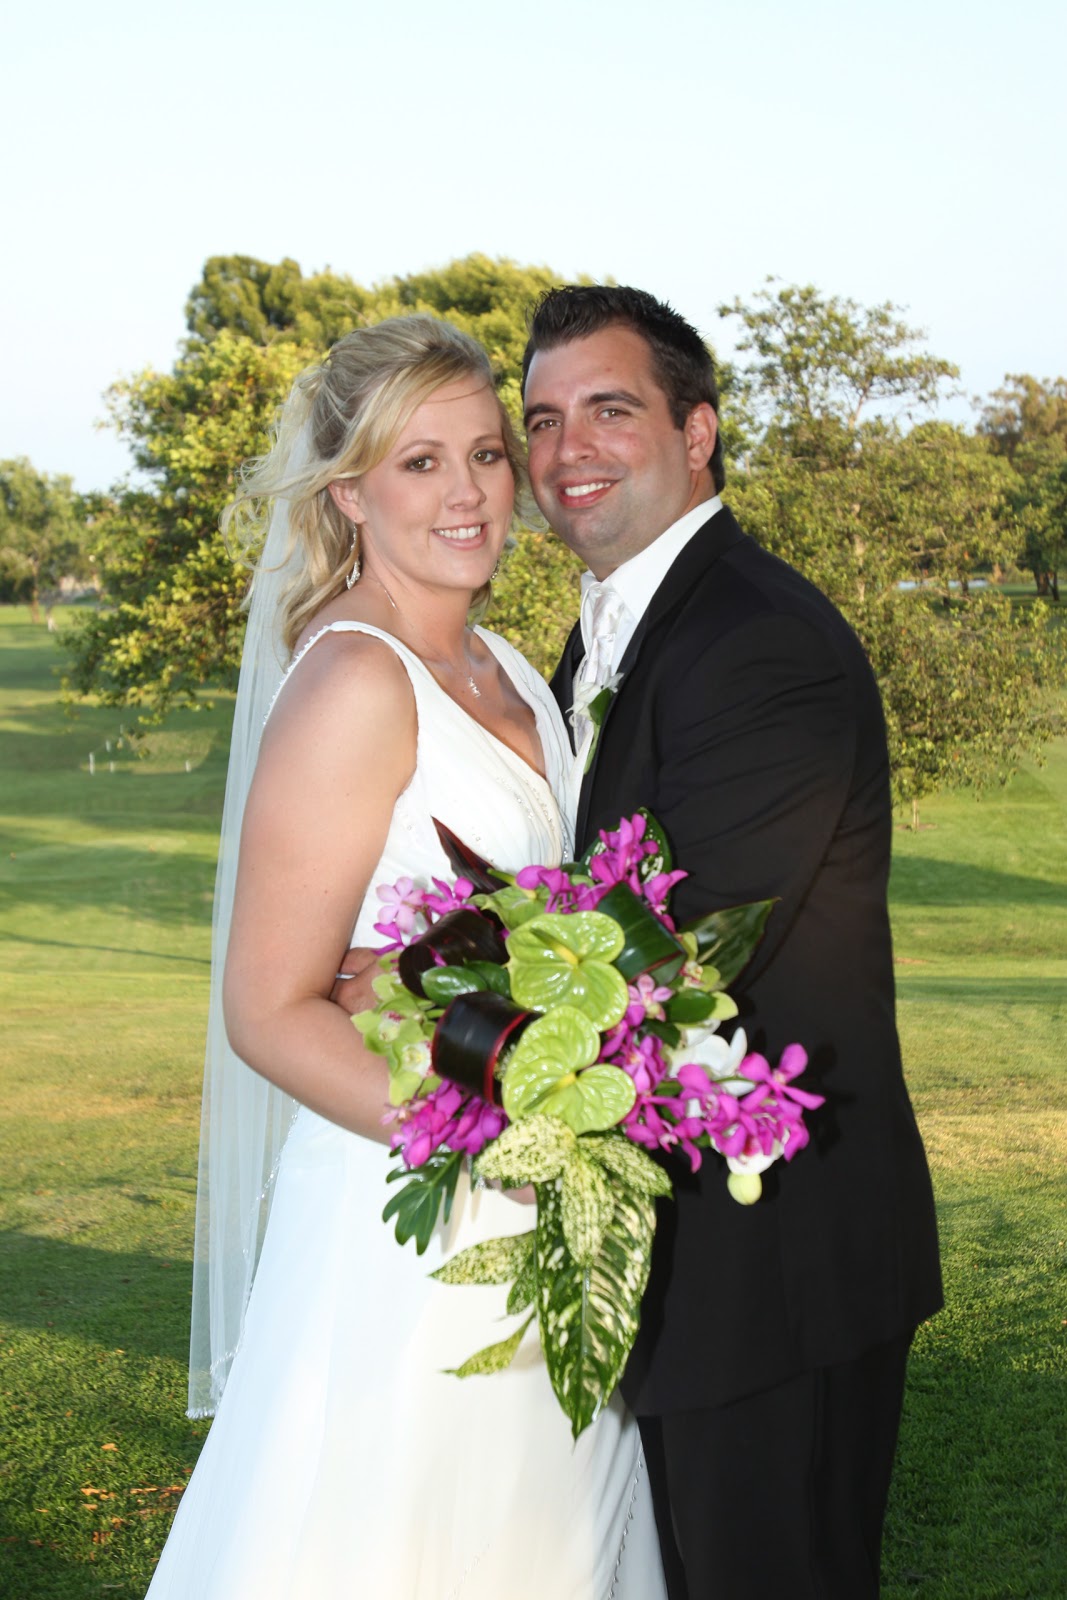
[551, 505, 942, 1414]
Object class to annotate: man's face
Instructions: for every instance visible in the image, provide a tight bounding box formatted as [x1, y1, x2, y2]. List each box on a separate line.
[523, 325, 716, 578]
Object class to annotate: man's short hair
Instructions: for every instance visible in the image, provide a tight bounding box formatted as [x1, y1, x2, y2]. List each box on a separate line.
[522, 285, 725, 492]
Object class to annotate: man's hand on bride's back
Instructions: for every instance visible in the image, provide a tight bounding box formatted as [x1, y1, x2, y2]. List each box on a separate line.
[330, 948, 380, 1015]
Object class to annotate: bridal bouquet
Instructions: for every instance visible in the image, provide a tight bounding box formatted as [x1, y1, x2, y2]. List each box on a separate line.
[354, 811, 823, 1438]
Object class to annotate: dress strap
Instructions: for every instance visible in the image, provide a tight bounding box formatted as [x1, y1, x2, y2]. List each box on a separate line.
[264, 620, 433, 725]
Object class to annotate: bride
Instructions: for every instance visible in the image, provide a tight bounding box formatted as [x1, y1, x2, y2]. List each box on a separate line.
[147, 315, 667, 1598]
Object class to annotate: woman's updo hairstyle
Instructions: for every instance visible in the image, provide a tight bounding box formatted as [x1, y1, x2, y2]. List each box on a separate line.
[223, 315, 527, 654]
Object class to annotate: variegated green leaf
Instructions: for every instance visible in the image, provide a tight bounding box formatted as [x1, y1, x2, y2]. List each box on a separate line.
[445, 1311, 535, 1377]
[507, 1253, 538, 1315]
[582, 1133, 674, 1198]
[535, 1178, 658, 1439]
[560, 1152, 615, 1266]
[431, 1230, 535, 1286]
[473, 1114, 576, 1187]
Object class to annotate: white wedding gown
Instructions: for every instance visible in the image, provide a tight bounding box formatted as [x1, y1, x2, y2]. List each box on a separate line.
[147, 622, 667, 1600]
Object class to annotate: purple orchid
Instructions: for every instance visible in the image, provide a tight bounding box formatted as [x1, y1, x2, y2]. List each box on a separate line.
[423, 875, 476, 917]
[624, 973, 674, 1027]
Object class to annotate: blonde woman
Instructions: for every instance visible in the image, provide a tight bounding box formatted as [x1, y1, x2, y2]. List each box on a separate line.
[147, 316, 666, 1599]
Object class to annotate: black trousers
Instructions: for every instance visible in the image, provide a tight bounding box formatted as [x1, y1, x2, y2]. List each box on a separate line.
[637, 1332, 913, 1600]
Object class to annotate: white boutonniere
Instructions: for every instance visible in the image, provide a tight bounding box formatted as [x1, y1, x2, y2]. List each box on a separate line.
[569, 672, 625, 773]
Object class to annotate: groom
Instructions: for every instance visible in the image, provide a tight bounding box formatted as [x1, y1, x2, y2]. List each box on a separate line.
[521, 286, 942, 1599]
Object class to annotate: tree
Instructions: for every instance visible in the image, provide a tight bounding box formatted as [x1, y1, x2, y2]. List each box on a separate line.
[976, 374, 1067, 459]
[0, 459, 90, 619]
[1009, 439, 1067, 600]
[977, 376, 1067, 598]
[719, 279, 958, 445]
[721, 287, 1064, 820]
[66, 255, 583, 719]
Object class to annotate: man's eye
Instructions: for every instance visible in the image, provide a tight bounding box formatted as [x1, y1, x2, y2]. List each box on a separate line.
[528, 417, 558, 432]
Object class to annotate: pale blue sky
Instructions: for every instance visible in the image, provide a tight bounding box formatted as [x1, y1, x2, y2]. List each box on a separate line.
[3, 0, 1063, 489]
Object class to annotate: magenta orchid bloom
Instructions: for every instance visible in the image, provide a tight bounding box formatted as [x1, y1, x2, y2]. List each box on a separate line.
[390, 1079, 506, 1169]
[422, 875, 476, 917]
[624, 973, 674, 1027]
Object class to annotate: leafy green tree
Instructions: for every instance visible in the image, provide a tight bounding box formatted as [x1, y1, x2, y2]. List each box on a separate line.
[719, 278, 958, 446]
[721, 287, 1063, 820]
[976, 374, 1067, 459]
[976, 376, 1067, 598]
[66, 255, 583, 719]
[0, 459, 90, 619]
[1009, 439, 1067, 600]
[66, 333, 312, 713]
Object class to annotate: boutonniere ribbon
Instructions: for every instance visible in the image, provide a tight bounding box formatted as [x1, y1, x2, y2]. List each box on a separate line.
[569, 672, 625, 773]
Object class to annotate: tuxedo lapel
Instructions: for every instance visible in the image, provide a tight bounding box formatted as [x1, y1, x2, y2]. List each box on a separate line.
[550, 620, 583, 754]
[574, 506, 748, 842]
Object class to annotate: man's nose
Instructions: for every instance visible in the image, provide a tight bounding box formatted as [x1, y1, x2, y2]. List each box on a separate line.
[556, 416, 596, 464]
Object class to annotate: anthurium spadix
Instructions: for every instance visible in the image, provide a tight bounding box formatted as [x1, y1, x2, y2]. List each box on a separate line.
[502, 1006, 637, 1135]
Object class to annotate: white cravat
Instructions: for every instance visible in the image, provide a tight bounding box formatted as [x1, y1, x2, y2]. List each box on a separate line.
[567, 582, 627, 811]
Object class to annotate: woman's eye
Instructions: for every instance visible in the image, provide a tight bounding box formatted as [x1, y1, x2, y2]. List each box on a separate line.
[472, 448, 504, 464]
[404, 456, 433, 472]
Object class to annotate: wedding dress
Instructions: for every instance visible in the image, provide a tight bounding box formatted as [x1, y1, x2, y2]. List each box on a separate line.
[147, 621, 667, 1600]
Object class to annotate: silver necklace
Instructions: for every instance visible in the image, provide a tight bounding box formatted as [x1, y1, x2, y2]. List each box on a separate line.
[369, 573, 481, 698]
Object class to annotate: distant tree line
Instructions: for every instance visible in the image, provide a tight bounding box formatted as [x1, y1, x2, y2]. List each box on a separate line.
[21, 250, 1064, 819]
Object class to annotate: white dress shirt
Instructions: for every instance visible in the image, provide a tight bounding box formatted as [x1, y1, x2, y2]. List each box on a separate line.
[574, 495, 723, 683]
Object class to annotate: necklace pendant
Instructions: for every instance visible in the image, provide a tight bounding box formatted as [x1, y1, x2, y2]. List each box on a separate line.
[467, 676, 481, 698]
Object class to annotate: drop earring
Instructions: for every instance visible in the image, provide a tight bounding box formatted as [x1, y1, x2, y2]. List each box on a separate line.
[345, 530, 362, 590]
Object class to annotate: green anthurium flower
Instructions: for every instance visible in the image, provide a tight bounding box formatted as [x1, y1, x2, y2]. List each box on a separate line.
[503, 1006, 636, 1135]
[507, 912, 628, 1031]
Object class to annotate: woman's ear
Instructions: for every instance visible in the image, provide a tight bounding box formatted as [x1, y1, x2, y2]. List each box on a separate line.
[327, 478, 363, 522]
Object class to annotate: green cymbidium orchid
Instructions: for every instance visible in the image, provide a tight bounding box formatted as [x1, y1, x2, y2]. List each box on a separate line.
[506, 911, 629, 1030]
[502, 1006, 636, 1135]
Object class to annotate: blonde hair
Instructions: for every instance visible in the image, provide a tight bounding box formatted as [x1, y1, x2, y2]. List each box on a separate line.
[223, 315, 528, 654]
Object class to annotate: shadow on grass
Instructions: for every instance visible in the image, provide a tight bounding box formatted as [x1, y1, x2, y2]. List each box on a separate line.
[889, 855, 1067, 907]
[0, 932, 210, 968]
[896, 974, 1067, 1006]
[0, 1232, 193, 1365]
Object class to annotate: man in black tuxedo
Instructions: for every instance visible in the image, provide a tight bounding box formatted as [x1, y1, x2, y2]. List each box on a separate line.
[521, 286, 943, 1599]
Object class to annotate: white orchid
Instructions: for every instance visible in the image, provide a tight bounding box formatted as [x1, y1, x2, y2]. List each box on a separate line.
[671, 1024, 749, 1091]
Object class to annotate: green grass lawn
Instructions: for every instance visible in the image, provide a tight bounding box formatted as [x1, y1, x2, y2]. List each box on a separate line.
[1, 604, 1065, 1598]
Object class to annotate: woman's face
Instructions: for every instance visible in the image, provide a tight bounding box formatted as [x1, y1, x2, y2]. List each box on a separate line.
[333, 379, 514, 594]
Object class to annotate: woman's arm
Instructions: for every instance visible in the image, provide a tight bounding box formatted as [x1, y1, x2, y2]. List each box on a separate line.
[223, 633, 417, 1142]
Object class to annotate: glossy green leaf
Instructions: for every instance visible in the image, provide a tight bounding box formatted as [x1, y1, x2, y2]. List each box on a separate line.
[678, 899, 776, 988]
[420, 965, 484, 1004]
[381, 1149, 462, 1255]
[664, 989, 719, 1024]
[431, 1230, 535, 1286]
[466, 959, 512, 995]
